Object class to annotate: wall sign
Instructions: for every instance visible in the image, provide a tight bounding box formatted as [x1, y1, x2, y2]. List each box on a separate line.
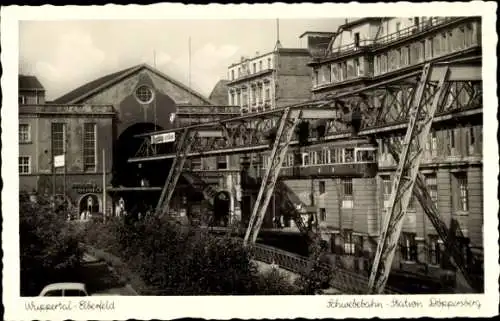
[72, 183, 102, 194]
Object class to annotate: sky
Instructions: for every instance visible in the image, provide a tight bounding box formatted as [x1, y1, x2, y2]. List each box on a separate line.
[19, 19, 344, 101]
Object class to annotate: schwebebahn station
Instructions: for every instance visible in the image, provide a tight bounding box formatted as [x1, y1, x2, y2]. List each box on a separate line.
[19, 16, 484, 294]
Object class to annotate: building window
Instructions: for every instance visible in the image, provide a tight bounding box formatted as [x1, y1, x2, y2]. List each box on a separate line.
[302, 153, 310, 166]
[192, 158, 201, 170]
[51, 123, 66, 159]
[259, 60, 263, 71]
[344, 148, 354, 162]
[216, 155, 227, 169]
[396, 22, 401, 34]
[253, 63, 256, 73]
[430, 130, 438, 156]
[343, 230, 355, 255]
[309, 151, 318, 165]
[320, 208, 326, 222]
[267, 58, 272, 69]
[414, 17, 420, 27]
[354, 32, 360, 47]
[19, 156, 31, 174]
[231, 70, 235, 80]
[448, 129, 456, 153]
[408, 194, 416, 210]
[441, 33, 448, 54]
[264, 88, 270, 101]
[400, 232, 417, 262]
[454, 172, 468, 211]
[342, 178, 353, 208]
[19, 95, 26, 105]
[354, 58, 360, 76]
[19, 124, 31, 143]
[425, 174, 438, 208]
[83, 123, 96, 172]
[313, 69, 319, 86]
[467, 127, 476, 154]
[457, 237, 472, 269]
[135, 85, 154, 104]
[343, 178, 353, 196]
[428, 234, 441, 265]
[319, 181, 326, 195]
[381, 175, 392, 208]
[238, 67, 241, 77]
[342, 62, 348, 80]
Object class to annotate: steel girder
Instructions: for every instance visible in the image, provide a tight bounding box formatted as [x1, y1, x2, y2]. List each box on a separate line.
[155, 129, 196, 217]
[243, 108, 303, 246]
[368, 63, 450, 294]
[130, 63, 481, 164]
[386, 142, 478, 293]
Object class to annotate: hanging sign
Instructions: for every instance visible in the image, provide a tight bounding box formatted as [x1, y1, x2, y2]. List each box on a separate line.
[54, 155, 65, 168]
[151, 132, 175, 144]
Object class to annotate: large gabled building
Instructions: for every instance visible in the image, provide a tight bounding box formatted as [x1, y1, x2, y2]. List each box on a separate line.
[18, 64, 239, 218]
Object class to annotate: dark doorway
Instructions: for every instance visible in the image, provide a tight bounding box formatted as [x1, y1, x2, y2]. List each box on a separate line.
[213, 191, 230, 227]
[79, 194, 100, 214]
[112, 122, 174, 188]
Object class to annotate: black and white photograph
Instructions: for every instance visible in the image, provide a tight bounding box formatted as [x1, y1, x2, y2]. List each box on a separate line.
[2, 3, 498, 320]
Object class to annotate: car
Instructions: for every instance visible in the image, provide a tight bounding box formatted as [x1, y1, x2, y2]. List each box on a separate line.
[39, 282, 89, 297]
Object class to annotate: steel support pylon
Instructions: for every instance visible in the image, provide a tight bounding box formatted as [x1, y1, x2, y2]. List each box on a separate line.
[387, 142, 477, 292]
[243, 108, 302, 246]
[155, 128, 195, 218]
[368, 63, 450, 294]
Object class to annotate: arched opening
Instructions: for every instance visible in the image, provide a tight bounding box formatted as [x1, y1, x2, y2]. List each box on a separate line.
[112, 122, 174, 188]
[212, 191, 230, 227]
[78, 194, 100, 214]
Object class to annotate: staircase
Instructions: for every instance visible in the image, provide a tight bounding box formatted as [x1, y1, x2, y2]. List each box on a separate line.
[181, 171, 220, 207]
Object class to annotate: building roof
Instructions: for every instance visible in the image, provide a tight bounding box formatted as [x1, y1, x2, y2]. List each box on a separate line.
[52, 63, 213, 105]
[208, 80, 229, 105]
[19, 75, 45, 91]
[340, 17, 382, 30]
[299, 31, 336, 39]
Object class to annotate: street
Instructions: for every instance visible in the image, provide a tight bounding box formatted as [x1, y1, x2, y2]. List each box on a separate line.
[77, 254, 138, 296]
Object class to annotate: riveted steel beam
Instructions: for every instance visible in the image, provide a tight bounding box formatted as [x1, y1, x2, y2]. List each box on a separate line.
[155, 128, 197, 218]
[368, 63, 450, 294]
[243, 108, 302, 246]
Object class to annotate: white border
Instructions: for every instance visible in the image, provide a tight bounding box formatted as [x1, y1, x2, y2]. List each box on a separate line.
[2, 2, 499, 320]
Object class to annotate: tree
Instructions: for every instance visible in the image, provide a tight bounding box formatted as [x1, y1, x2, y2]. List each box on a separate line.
[19, 192, 83, 296]
[82, 216, 303, 295]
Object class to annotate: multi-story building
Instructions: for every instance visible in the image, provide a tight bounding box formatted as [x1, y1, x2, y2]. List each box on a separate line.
[19, 75, 46, 105]
[262, 17, 483, 285]
[226, 47, 312, 114]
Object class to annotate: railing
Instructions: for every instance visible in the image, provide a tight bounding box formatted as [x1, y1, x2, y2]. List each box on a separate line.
[327, 39, 374, 58]
[315, 17, 461, 59]
[252, 243, 403, 294]
[374, 17, 457, 47]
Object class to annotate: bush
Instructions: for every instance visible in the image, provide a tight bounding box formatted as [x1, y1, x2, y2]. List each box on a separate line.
[20, 193, 83, 296]
[81, 216, 303, 295]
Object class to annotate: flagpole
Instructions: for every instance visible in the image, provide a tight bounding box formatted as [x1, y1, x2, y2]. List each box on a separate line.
[102, 149, 107, 222]
[52, 156, 56, 208]
[63, 151, 66, 205]
[188, 36, 191, 88]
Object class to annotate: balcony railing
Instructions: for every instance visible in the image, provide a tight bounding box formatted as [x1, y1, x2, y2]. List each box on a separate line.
[374, 17, 457, 47]
[314, 16, 462, 60]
